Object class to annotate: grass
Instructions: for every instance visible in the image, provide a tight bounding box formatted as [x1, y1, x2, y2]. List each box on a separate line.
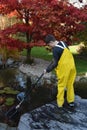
[22, 47, 53, 61]
[31, 47, 53, 61]
[22, 47, 87, 75]
[74, 56, 87, 75]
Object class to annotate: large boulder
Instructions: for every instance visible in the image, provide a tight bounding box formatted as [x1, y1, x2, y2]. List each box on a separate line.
[18, 96, 87, 130]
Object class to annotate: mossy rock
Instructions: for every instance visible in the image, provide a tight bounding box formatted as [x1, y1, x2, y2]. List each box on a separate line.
[5, 97, 15, 106]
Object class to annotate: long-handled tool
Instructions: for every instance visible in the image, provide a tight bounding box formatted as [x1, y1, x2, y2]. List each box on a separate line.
[5, 73, 44, 120]
[5, 60, 53, 120]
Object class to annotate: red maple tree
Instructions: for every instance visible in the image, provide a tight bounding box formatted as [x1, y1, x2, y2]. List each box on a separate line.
[0, 0, 87, 62]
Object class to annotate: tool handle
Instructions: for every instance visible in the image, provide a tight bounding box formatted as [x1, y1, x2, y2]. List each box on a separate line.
[34, 73, 44, 86]
[16, 60, 53, 107]
[17, 72, 44, 105]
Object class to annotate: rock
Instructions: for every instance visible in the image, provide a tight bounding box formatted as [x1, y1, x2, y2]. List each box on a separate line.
[6, 58, 14, 66]
[19, 58, 57, 88]
[18, 58, 87, 130]
[18, 96, 87, 130]
[0, 123, 8, 130]
[19, 58, 52, 79]
[0, 122, 17, 130]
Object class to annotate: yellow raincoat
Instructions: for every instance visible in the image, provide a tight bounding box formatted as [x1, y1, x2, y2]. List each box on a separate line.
[55, 42, 76, 107]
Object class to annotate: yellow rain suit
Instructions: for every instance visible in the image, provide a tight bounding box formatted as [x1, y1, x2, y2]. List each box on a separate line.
[55, 42, 76, 107]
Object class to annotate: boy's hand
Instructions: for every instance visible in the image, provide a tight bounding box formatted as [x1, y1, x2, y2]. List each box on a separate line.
[43, 69, 47, 74]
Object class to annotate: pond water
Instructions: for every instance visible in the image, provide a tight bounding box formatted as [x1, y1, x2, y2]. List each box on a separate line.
[0, 67, 87, 126]
[0, 68, 27, 126]
[0, 68, 54, 126]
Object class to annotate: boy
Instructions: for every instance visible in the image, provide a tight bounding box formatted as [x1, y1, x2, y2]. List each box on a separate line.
[44, 34, 76, 108]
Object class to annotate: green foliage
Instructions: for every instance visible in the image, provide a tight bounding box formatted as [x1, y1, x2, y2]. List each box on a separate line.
[0, 87, 19, 94]
[74, 56, 87, 74]
[5, 97, 15, 106]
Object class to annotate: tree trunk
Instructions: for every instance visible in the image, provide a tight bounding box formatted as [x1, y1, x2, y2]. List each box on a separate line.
[25, 32, 33, 64]
[24, 10, 34, 64]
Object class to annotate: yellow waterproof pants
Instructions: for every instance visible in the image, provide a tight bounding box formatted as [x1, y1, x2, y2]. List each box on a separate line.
[55, 48, 76, 107]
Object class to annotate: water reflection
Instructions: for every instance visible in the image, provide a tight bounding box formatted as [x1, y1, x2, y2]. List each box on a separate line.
[0, 67, 87, 127]
[0, 68, 27, 89]
[15, 72, 26, 89]
[0, 68, 16, 88]
[0, 68, 27, 107]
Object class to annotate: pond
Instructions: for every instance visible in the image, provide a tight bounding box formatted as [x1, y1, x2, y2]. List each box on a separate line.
[74, 77, 87, 99]
[0, 68, 55, 126]
[0, 67, 87, 127]
[0, 68, 27, 125]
